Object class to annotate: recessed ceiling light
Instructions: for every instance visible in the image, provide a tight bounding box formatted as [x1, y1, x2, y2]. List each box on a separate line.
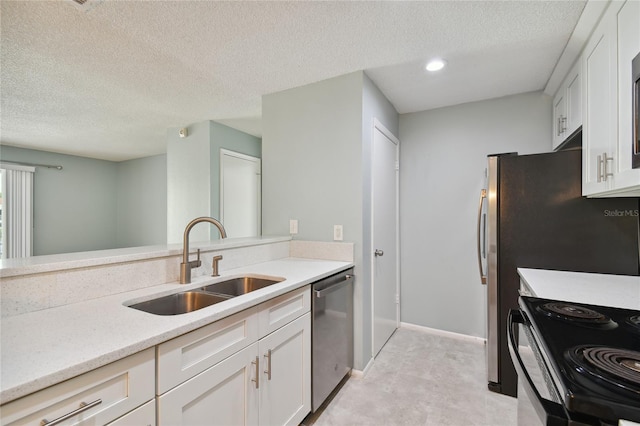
[426, 58, 447, 72]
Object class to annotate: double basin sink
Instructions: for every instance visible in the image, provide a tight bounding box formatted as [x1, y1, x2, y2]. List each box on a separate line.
[129, 276, 284, 316]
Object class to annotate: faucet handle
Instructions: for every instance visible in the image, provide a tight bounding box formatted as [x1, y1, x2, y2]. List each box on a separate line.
[212, 255, 223, 277]
[189, 248, 202, 268]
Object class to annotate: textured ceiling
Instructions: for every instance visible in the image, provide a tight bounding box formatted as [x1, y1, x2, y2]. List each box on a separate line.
[1, 0, 586, 162]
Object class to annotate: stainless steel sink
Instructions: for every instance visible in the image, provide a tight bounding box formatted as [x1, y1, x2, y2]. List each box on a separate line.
[129, 291, 231, 315]
[201, 276, 283, 297]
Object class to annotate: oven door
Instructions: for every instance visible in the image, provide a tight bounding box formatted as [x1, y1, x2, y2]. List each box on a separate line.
[508, 309, 570, 426]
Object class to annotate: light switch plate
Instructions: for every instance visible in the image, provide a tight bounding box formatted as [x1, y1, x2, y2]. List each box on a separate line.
[290, 219, 298, 234]
[333, 225, 343, 241]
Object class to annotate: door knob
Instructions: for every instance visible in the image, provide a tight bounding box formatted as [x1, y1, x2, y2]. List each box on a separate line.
[374, 249, 384, 257]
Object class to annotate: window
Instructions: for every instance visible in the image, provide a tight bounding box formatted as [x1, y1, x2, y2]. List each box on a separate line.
[0, 164, 35, 259]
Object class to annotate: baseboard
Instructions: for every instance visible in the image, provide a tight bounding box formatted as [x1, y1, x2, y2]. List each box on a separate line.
[350, 356, 374, 379]
[400, 321, 486, 344]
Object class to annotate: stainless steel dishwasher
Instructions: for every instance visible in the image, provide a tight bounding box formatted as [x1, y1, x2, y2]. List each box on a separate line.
[311, 268, 354, 412]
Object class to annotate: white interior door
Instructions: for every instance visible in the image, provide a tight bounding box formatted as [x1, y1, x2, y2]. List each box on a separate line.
[220, 149, 261, 238]
[372, 120, 399, 357]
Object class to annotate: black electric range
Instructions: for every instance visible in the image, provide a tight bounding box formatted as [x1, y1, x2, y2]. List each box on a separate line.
[509, 296, 640, 425]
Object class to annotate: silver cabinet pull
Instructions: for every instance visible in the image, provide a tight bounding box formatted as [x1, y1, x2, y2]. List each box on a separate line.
[560, 116, 567, 134]
[597, 154, 603, 182]
[598, 152, 614, 182]
[603, 152, 614, 180]
[264, 349, 272, 380]
[374, 249, 384, 257]
[40, 399, 102, 426]
[251, 356, 259, 389]
[476, 189, 487, 285]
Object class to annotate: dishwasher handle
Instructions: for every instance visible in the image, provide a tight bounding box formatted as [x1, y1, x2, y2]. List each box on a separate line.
[314, 274, 354, 298]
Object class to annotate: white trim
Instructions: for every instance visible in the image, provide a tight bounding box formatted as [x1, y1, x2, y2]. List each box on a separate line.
[219, 149, 262, 235]
[370, 118, 401, 359]
[350, 356, 375, 379]
[400, 322, 487, 345]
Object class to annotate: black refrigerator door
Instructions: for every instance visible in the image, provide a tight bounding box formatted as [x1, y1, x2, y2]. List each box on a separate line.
[494, 149, 640, 397]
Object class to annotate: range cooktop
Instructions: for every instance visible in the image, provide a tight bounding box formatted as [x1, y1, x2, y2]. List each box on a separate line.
[519, 296, 640, 424]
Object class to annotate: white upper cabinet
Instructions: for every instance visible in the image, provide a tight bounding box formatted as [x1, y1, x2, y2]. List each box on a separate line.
[614, 0, 640, 194]
[582, 0, 640, 197]
[553, 60, 582, 150]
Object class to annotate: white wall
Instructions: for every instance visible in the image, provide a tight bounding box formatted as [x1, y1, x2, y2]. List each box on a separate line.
[167, 121, 211, 244]
[398, 91, 552, 338]
[117, 154, 167, 247]
[262, 71, 399, 370]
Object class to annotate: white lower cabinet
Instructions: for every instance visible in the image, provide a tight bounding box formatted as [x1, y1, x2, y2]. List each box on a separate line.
[258, 313, 311, 426]
[0, 287, 311, 426]
[0, 348, 155, 426]
[156, 286, 311, 426]
[158, 343, 260, 425]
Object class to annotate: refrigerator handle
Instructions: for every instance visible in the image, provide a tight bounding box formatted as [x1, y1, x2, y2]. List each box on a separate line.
[477, 189, 488, 285]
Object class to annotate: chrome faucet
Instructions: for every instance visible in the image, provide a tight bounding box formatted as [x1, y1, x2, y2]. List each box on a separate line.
[180, 217, 227, 284]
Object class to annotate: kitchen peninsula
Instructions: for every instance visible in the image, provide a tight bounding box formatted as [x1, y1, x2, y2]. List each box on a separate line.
[0, 237, 354, 425]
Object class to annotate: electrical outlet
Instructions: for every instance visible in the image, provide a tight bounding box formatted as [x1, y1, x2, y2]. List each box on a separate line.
[333, 225, 343, 241]
[290, 219, 298, 234]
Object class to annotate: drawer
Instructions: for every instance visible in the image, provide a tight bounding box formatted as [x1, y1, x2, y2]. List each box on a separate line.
[107, 399, 155, 426]
[157, 306, 259, 394]
[258, 286, 310, 337]
[1, 348, 155, 426]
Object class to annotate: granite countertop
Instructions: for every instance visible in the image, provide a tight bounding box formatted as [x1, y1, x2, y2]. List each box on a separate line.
[0, 257, 352, 405]
[517, 268, 640, 310]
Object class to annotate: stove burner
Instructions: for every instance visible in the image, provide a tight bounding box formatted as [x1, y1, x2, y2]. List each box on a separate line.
[627, 315, 640, 332]
[581, 347, 640, 387]
[538, 302, 614, 326]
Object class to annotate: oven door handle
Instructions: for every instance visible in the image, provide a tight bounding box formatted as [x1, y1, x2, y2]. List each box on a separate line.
[507, 309, 568, 426]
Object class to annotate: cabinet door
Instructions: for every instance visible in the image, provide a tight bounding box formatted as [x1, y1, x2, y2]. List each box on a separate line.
[259, 313, 311, 426]
[613, 0, 640, 194]
[158, 343, 259, 426]
[565, 63, 582, 137]
[107, 400, 155, 426]
[552, 91, 567, 150]
[582, 1, 621, 195]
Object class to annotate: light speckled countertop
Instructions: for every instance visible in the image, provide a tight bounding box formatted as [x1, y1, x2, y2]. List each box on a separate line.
[517, 268, 640, 310]
[0, 257, 352, 404]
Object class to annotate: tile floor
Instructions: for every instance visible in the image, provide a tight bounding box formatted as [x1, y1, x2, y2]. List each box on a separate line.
[307, 326, 517, 426]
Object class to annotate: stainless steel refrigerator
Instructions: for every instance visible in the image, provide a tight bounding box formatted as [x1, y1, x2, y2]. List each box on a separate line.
[477, 148, 640, 397]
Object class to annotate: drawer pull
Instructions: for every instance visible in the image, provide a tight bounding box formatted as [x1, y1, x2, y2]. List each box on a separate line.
[251, 356, 259, 389]
[264, 349, 272, 380]
[40, 399, 102, 426]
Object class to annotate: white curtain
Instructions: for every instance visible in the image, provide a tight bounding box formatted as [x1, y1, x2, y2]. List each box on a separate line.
[1, 164, 35, 258]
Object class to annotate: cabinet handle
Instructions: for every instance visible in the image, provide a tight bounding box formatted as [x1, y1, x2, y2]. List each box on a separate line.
[557, 117, 561, 136]
[251, 356, 259, 389]
[603, 152, 614, 180]
[597, 154, 603, 183]
[264, 349, 272, 381]
[40, 399, 102, 426]
[560, 116, 567, 134]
